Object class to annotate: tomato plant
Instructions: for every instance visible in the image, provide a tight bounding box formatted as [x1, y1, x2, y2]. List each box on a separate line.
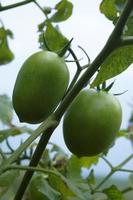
[63, 89, 122, 157]
[0, 1, 133, 200]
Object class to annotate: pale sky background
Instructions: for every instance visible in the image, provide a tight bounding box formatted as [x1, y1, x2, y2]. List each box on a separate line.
[0, 0, 133, 176]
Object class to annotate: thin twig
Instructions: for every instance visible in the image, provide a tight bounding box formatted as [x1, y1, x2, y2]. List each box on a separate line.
[116, 154, 133, 169]
[0, 0, 33, 12]
[101, 156, 113, 169]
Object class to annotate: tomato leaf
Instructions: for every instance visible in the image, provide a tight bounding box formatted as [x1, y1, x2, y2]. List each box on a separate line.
[78, 156, 99, 168]
[100, 0, 126, 22]
[28, 175, 61, 200]
[0, 170, 19, 198]
[0, 27, 14, 65]
[44, 23, 69, 52]
[67, 155, 82, 181]
[103, 185, 126, 200]
[91, 45, 133, 87]
[100, 0, 118, 21]
[67, 155, 99, 181]
[0, 126, 33, 143]
[50, 0, 73, 22]
[48, 173, 75, 199]
[0, 95, 13, 124]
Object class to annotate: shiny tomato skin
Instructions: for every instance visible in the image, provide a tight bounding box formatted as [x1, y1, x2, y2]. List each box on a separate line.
[63, 89, 122, 157]
[12, 51, 69, 124]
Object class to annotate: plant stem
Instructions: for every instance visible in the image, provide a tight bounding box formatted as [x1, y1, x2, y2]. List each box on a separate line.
[94, 171, 114, 191]
[14, 127, 56, 200]
[101, 156, 113, 169]
[0, 116, 57, 175]
[116, 154, 133, 169]
[93, 154, 133, 192]
[7, 164, 60, 177]
[32, 0, 48, 18]
[12, 0, 133, 199]
[65, 48, 82, 95]
[0, 0, 33, 12]
[118, 168, 133, 173]
[122, 187, 133, 194]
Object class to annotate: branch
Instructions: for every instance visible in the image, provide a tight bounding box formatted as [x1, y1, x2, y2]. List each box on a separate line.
[0, 0, 33, 12]
[122, 187, 133, 194]
[116, 154, 133, 169]
[118, 168, 133, 173]
[0, 115, 58, 175]
[14, 127, 56, 200]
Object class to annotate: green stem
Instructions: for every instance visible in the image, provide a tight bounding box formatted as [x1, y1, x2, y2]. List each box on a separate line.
[116, 154, 133, 169]
[7, 164, 60, 177]
[32, 0, 48, 18]
[118, 168, 133, 173]
[122, 187, 133, 194]
[0, 0, 33, 12]
[94, 170, 114, 191]
[94, 154, 133, 192]
[64, 48, 82, 95]
[101, 156, 113, 169]
[0, 115, 57, 175]
[14, 127, 56, 200]
[68, 48, 81, 70]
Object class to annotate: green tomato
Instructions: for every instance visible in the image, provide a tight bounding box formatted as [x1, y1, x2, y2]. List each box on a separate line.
[63, 89, 122, 157]
[12, 51, 69, 124]
[28, 175, 49, 200]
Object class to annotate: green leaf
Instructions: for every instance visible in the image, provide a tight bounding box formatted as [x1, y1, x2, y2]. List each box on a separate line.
[44, 23, 69, 52]
[0, 95, 13, 124]
[100, 0, 133, 36]
[78, 156, 99, 168]
[0, 126, 33, 142]
[0, 27, 14, 65]
[50, 0, 73, 22]
[91, 45, 133, 87]
[28, 174, 61, 200]
[100, 0, 126, 22]
[50, 142, 67, 156]
[67, 155, 82, 181]
[0, 170, 19, 198]
[100, 0, 118, 21]
[48, 173, 75, 200]
[40, 149, 51, 168]
[103, 185, 126, 200]
[67, 155, 99, 181]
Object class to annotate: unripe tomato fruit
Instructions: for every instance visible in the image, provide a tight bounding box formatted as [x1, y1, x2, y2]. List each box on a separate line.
[63, 89, 122, 157]
[12, 51, 69, 124]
